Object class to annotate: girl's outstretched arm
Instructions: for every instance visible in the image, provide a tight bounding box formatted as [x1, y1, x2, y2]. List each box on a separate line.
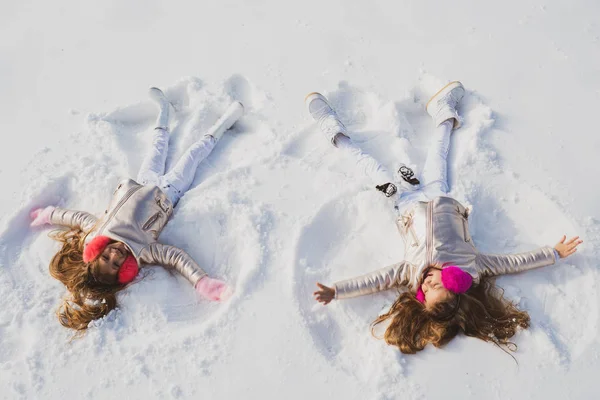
[31, 206, 98, 232]
[476, 235, 583, 277]
[140, 243, 208, 286]
[314, 261, 412, 304]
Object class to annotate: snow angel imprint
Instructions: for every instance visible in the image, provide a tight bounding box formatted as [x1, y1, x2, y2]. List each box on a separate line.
[306, 82, 582, 354]
[31, 88, 244, 331]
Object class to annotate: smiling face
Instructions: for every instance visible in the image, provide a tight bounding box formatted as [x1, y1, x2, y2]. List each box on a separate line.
[422, 268, 454, 309]
[93, 241, 130, 285]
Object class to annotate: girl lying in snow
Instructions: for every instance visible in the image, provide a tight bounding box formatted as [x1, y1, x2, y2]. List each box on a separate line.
[30, 88, 243, 331]
[308, 82, 583, 354]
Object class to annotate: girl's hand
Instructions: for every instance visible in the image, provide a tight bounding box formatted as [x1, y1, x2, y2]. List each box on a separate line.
[30, 206, 55, 227]
[195, 277, 233, 302]
[554, 235, 583, 258]
[314, 283, 335, 305]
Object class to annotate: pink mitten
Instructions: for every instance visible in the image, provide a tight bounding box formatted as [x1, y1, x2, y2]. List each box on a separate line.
[195, 277, 233, 302]
[30, 206, 56, 227]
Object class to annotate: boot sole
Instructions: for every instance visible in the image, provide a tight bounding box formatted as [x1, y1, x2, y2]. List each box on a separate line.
[304, 92, 329, 113]
[425, 81, 464, 110]
[305, 91, 325, 102]
[149, 87, 169, 103]
[304, 92, 349, 146]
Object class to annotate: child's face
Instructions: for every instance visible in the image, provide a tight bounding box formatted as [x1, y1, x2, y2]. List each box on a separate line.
[95, 242, 129, 284]
[422, 268, 452, 309]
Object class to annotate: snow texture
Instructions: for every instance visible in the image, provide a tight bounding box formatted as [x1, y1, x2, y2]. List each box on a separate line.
[1, 1, 599, 399]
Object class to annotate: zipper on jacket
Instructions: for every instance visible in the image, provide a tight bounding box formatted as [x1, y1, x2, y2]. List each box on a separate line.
[142, 212, 160, 231]
[96, 185, 143, 235]
[156, 196, 171, 213]
[462, 218, 470, 242]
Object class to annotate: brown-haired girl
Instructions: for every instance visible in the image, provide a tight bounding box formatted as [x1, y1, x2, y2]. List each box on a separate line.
[30, 88, 244, 331]
[307, 82, 583, 354]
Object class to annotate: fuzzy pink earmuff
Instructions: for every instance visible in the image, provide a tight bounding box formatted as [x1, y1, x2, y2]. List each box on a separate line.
[415, 265, 473, 303]
[415, 286, 426, 303]
[440, 266, 473, 294]
[118, 255, 139, 284]
[83, 235, 111, 263]
[83, 235, 139, 284]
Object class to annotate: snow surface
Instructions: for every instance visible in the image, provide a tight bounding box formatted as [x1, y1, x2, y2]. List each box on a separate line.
[1, 0, 600, 399]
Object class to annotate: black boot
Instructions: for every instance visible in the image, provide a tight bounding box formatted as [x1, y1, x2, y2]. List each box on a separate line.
[397, 164, 420, 186]
[376, 182, 397, 197]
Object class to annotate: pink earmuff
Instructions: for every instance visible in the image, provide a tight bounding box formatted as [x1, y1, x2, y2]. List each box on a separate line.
[118, 255, 139, 284]
[83, 235, 111, 263]
[416, 286, 425, 303]
[440, 266, 473, 294]
[415, 265, 473, 303]
[83, 235, 139, 284]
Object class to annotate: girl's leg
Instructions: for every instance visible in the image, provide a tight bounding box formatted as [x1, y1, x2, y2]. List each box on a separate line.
[305, 92, 396, 196]
[335, 135, 394, 188]
[160, 135, 217, 205]
[420, 120, 453, 195]
[420, 81, 465, 196]
[160, 102, 244, 205]
[137, 88, 171, 186]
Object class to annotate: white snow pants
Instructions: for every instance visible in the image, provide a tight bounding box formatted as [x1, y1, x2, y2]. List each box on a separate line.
[337, 120, 454, 213]
[394, 120, 454, 214]
[137, 127, 216, 206]
[335, 134, 394, 186]
[420, 120, 453, 194]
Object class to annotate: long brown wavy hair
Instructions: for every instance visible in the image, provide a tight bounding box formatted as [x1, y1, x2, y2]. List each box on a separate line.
[371, 272, 530, 354]
[49, 228, 126, 332]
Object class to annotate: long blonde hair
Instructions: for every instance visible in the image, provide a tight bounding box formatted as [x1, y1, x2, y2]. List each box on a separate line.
[371, 275, 530, 354]
[49, 228, 125, 332]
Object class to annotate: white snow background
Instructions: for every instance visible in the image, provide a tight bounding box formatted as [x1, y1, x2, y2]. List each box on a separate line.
[1, 1, 599, 399]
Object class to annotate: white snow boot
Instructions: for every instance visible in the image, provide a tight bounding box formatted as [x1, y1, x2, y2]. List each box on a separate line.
[149, 87, 171, 130]
[205, 101, 245, 141]
[426, 81, 465, 129]
[305, 92, 349, 146]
